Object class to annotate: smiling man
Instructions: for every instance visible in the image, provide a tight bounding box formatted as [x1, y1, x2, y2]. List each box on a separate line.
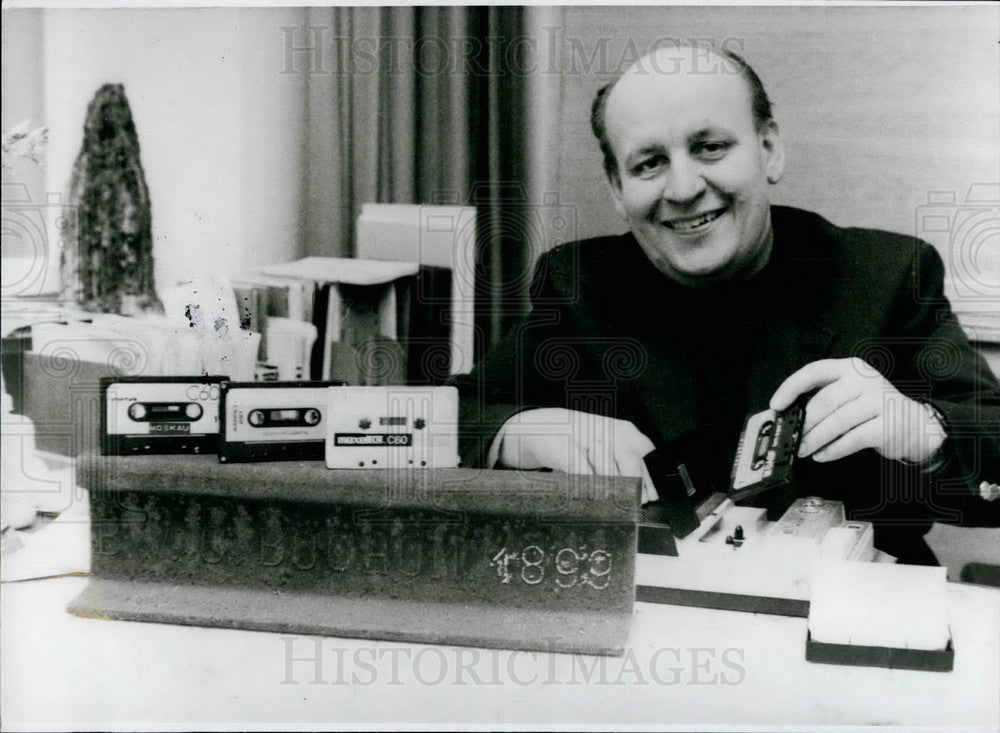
[596, 46, 783, 287]
[456, 44, 1000, 564]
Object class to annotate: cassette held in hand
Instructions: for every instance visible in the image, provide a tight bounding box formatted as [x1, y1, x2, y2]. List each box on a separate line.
[729, 400, 806, 503]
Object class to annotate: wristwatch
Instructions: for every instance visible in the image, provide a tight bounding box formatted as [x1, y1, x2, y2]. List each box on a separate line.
[900, 401, 948, 471]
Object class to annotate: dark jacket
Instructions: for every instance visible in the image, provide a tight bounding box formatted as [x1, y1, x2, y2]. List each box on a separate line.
[456, 206, 1000, 562]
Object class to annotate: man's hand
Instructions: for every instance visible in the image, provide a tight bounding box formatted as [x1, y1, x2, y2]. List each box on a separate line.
[495, 408, 659, 502]
[770, 358, 946, 465]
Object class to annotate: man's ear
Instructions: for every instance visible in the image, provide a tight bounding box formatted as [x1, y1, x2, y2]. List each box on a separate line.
[604, 169, 628, 220]
[759, 120, 786, 184]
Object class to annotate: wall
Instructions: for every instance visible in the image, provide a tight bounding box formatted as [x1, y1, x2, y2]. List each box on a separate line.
[1, 9, 45, 222]
[41, 7, 306, 293]
[9, 7, 998, 308]
[527, 6, 1000, 319]
[1, 9, 48, 296]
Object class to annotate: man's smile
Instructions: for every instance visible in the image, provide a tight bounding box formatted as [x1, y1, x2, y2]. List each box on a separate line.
[661, 207, 727, 233]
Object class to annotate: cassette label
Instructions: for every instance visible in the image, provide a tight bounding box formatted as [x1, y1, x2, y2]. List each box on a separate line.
[219, 382, 342, 462]
[150, 423, 191, 434]
[101, 377, 225, 455]
[729, 400, 806, 502]
[334, 434, 413, 446]
[325, 386, 459, 469]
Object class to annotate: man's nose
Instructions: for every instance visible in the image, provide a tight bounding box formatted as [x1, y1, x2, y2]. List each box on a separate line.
[660, 158, 706, 204]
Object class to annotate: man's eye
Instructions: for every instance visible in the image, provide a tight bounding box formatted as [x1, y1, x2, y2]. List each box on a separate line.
[695, 141, 731, 159]
[631, 157, 666, 176]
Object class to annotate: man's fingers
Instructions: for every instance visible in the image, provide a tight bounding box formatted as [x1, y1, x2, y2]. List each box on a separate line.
[800, 396, 878, 457]
[587, 438, 615, 476]
[640, 461, 658, 504]
[617, 422, 656, 457]
[612, 450, 646, 502]
[770, 358, 857, 411]
[567, 441, 596, 476]
[811, 417, 880, 462]
[572, 412, 616, 475]
[618, 424, 656, 502]
[611, 432, 658, 503]
[801, 379, 865, 436]
[615, 449, 643, 478]
[598, 418, 654, 477]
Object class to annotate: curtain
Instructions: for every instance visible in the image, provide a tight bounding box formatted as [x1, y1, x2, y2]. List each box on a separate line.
[300, 6, 527, 356]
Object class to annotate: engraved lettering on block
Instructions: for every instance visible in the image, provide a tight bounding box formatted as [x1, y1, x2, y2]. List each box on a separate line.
[202, 505, 229, 565]
[325, 516, 355, 572]
[260, 507, 284, 567]
[359, 520, 389, 576]
[291, 518, 318, 571]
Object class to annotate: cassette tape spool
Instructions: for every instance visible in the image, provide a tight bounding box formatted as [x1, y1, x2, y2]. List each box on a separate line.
[325, 386, 460, 469]
[729, 400, 806, 502]
[100, 376, 227, 455]
[219, 381, 343, 462]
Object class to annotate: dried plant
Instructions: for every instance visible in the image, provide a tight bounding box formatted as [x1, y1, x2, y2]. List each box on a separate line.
[60, 83, 162, 315]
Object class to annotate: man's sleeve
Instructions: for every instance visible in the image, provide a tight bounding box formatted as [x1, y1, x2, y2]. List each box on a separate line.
[451, 247, 584, 468]
[898, 242, 1000, 525]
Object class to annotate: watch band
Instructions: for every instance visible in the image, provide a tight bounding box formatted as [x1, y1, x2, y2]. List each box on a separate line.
[900, 401, 948, 471]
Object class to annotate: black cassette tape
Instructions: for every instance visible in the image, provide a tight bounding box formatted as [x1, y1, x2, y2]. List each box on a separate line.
[729, 400, 806, 502]
[219, 381, 344, 462]
[100, 376, 227, 455]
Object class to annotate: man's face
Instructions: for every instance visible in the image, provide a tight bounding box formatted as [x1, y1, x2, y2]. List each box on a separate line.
[604, 51, 785, 286]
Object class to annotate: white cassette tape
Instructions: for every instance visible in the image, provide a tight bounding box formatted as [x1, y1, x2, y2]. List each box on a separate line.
[325, 386, 460, 469]
[220, 381, 341, 462]
[101, 377, 225, 455]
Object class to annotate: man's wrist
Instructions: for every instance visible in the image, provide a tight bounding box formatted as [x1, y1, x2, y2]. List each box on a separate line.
[900, 400, 948, 471]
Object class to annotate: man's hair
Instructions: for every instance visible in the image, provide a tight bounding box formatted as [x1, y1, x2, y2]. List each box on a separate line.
[591, 46, 774, 183]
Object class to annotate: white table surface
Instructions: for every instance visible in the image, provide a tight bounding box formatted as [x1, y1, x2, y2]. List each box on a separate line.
[2, 567, 999, 730]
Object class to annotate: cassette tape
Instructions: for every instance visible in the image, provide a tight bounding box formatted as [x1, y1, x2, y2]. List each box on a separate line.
[768, 496, 844, 543]
[325, 386, 460, 469]
[219, 381, 344, 462]
[100, 376, 227, 455]
[729, 400, 806, 502]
